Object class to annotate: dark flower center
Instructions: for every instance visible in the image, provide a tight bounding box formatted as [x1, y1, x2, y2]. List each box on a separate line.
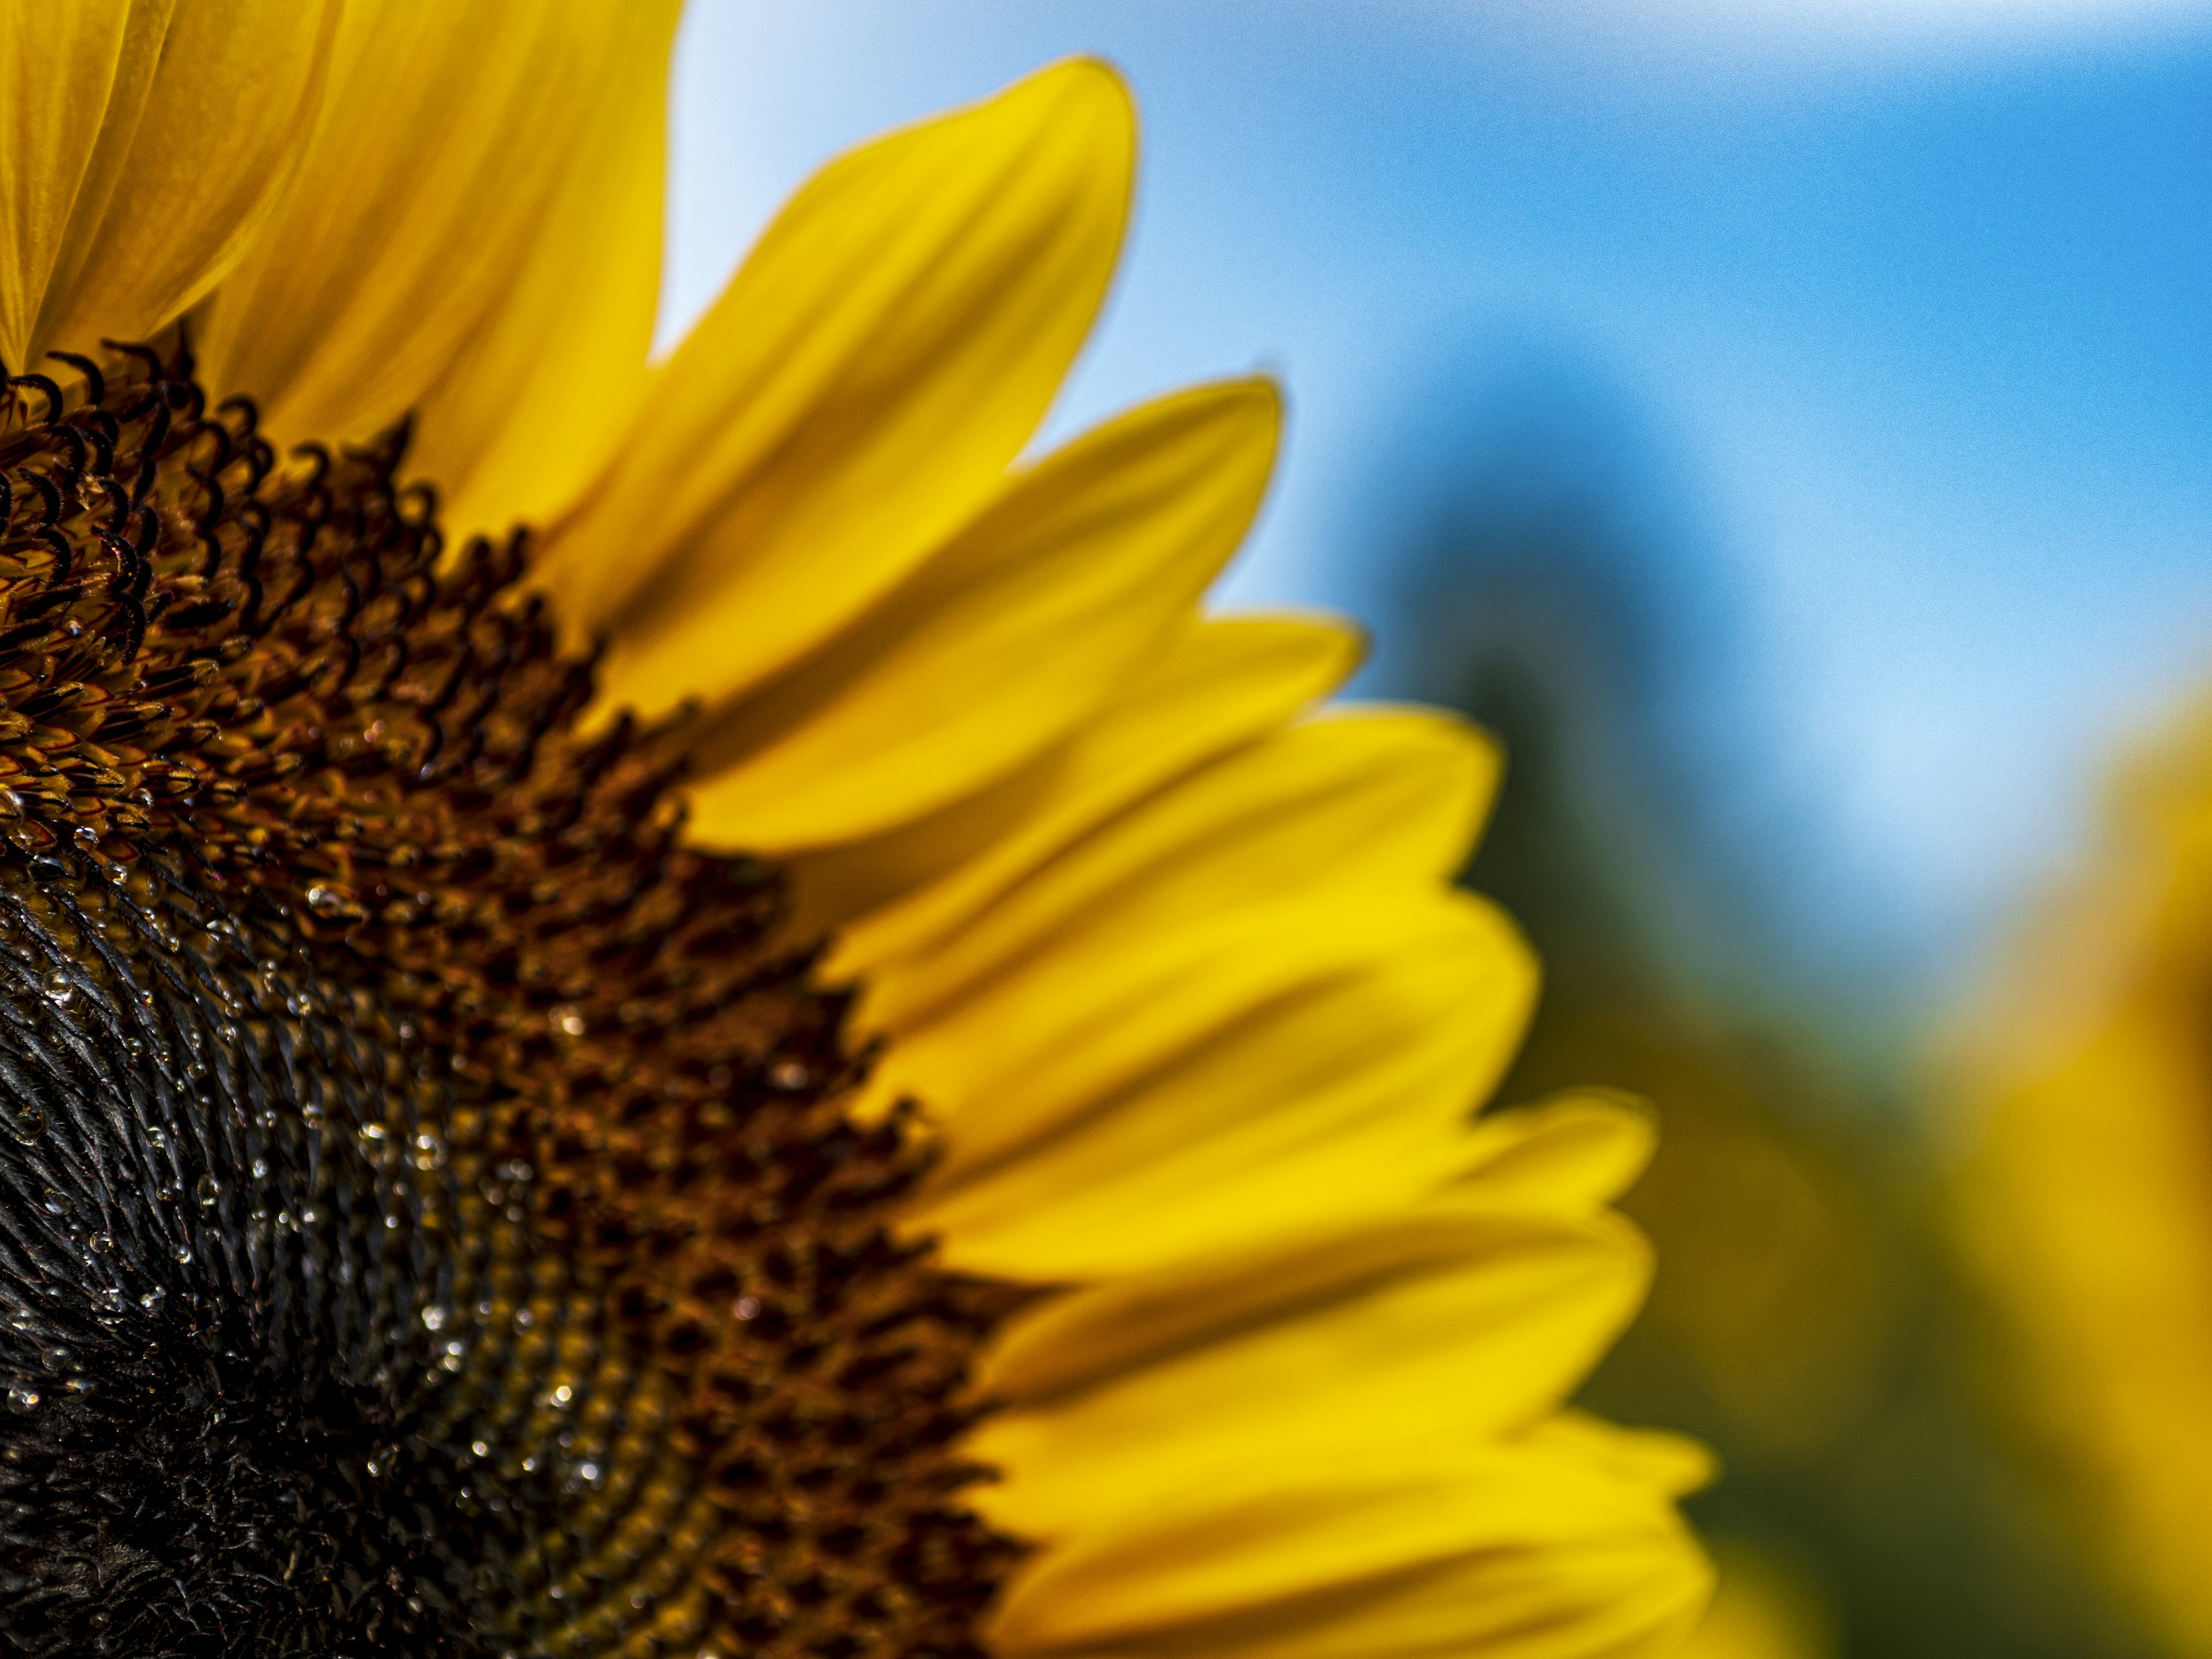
[0, 346, 1019, 1658]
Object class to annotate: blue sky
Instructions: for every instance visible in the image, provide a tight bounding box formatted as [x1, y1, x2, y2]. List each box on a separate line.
[664, 2, 2212, 991]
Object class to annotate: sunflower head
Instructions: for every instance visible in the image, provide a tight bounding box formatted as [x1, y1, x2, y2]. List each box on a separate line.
[0, 346, 1017, 1657]
[0, 15, 1711, 1659]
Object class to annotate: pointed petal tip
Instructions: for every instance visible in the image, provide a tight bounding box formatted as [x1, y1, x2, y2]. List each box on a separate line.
[1022, 52, 1138, 128]
[1205, 371, 1287, 431]
[995, 54, 1139, 211]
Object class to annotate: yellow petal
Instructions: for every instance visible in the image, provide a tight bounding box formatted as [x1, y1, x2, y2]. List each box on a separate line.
[679, 380, 1278, 852]
[0, 0, 160, 370]
[31, 0, 338, 365]
[408, 0, 683, 543]
[971, 1211, 1650, 1537]
[812, 612, 1362, 971]
[1458, 1092, 1661, 1215]
[883, 888, 1521, 1169]
[678, 379, 1274, 847]
[893, 893, 1536, 1278]
[10, 1, 150, 349]
[858, 705, 1496, 1029]
[982, 1415, 1709, 1658]
[1005, 1537, 1707, 1659]
[196, 0, 647, 448]
[979, 1188, 1652, 1410]
[537, 57, 1135, 715]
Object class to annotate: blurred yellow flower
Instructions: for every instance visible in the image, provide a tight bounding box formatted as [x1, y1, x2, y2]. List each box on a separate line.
[0, 6, 1709, 1656]
[1959, 697, 2212, 1658]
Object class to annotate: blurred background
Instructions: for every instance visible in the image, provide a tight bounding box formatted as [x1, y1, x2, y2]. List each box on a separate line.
[668, 6, 2212, 1656]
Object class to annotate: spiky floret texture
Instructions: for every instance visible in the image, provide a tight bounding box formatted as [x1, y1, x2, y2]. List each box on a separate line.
[0, 344, 1020, 1659]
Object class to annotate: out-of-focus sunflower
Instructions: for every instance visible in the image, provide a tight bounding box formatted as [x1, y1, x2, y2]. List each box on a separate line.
[0, 8, 1709, 1658]
[1958, 696, 2212, 1659]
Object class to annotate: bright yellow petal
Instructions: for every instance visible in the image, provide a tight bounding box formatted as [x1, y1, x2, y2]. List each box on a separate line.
[408, 0, 682, 543]
[1458, 1092, 1661, 1215]
[810, 612, 1362, 968]
[681, 378, 1278, 851]
[1003, 1537, 1705, 1659]
[537, 57, 1135, 717]
[31, 0, 338, 364]
[876, 889, 1522, 1169]
[931, 1088, 1653, 1293]
[0, 0, 158, 370]
[978, 1188, 1652, 1410]
[856, 705, 1496, 1029]
[196, 1, 647, 448]
[972, 1210, 1650, 1532]
[982, 1416, 1709, 1659]
[887, 893, 1534, 1278]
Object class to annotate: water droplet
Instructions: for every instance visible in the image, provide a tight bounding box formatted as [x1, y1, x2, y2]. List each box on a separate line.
[471, 1440, 490, 1459]
[421, 1305, 448, 1332]
[40, 970, 73, 1005]
[138, 1287, 166, 1312]
[577, 1461, 600, 1483]
[734, 1296, 760, 1321]
[195, 1173, 219, 1207]
[87, 1232, 112, 1254]
[40, 1188, 70, 1217]
[548, 1382, 573, 1408]
[358, 1120, 388, 1143]
[551, 1006, 587, 1038]
[306, 884, 342, 914]
[768, 1059, 812, 1092]
[5, 1108, 43, 1144]
[249, 1156, 269, 1180]
[144, 1125, 166, 1149]
[173, 1241, 192, 1264]
[7, 1384, 39, 1413]
[412, 1133, 446, 1171]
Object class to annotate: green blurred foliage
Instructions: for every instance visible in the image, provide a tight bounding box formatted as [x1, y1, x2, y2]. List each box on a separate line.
[1385, 444, 2159, 1659]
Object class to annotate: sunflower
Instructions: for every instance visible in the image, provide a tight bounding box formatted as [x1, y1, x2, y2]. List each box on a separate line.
[0, 8, 1709, 1658]
[1958, 696, 2212, 1659]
